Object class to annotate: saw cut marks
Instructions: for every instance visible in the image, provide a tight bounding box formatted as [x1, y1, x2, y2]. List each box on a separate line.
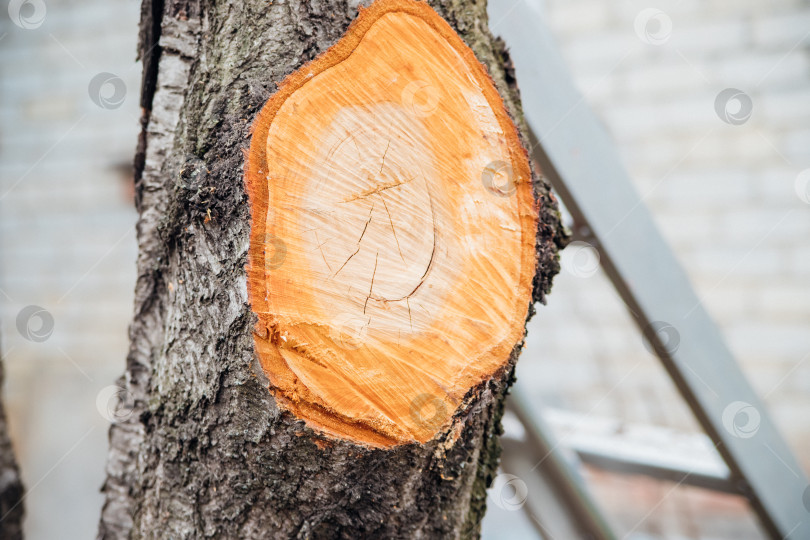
[246, 0, 537, 447]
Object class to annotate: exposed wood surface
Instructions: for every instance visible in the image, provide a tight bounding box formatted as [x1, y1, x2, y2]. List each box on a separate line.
[246, 0, 537, 446]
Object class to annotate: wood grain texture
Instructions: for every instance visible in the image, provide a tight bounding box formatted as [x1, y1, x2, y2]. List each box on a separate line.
[246, 0, 537, 446]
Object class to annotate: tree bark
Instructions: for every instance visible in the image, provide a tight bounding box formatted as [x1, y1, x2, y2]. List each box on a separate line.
[99, 0, 564, 538]
[0, 345, 24, 540]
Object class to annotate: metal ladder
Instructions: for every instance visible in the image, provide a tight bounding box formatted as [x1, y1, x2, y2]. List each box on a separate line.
[489, 1, 810, 538]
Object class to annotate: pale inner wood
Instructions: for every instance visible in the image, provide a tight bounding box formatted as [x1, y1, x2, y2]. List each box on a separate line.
[257, 11, 533, 444]
[302, 104, 441, 335]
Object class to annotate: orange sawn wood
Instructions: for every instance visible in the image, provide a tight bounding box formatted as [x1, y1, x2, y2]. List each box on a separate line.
[245, 0, 537, 447]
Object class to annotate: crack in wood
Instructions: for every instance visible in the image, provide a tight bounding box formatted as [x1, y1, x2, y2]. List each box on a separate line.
[340, 176, 413, 203]
[364, 251, 379, 314]
[332, 202, 375, 278]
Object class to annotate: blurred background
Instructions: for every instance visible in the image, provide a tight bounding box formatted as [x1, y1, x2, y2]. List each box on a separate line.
[0, 0, 808, 538]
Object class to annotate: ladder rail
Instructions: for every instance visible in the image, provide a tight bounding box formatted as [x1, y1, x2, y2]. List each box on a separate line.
[488, 0, 810, 537]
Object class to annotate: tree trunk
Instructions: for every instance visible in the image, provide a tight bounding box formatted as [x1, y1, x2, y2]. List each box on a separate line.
[0, 345, 24, 540]
[99, 0, 564, 538]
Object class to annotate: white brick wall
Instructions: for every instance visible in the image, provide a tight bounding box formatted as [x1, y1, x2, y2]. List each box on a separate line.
[0, 0, 140, 538]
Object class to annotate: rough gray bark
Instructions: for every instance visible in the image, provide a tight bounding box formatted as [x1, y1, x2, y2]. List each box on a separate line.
[0, 346, 24, 540]
[99, 0, 564, 538]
